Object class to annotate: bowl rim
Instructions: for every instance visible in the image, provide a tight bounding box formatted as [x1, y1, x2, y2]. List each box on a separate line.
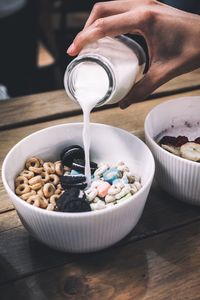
[2, 122, 155, 218]
[144, 96, 200, 167]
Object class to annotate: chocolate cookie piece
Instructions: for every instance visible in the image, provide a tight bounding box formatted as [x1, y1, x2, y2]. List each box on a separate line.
[56, 189, 90, 212]
[72, 159, 98, 174]
[60, 145, 84, 167]
[56, 188, 86, 211]
[63, 198, 91, 213]
[60, 175, 87, 190]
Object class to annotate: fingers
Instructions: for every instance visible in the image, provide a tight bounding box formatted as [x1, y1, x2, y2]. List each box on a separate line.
[84, 1, 130, 29]
[119, 66, 166, 109]
[67, 12, 142, 56]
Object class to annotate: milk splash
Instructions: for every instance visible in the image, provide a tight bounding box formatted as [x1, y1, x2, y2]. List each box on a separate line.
[74, 62, 109, 185]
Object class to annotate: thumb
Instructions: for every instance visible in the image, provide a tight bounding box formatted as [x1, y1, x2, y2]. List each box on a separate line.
[119, 66, 165, 109]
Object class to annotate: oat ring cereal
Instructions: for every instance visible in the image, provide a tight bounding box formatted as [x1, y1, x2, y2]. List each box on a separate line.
[20, 190, 36, 201]
[15, 175, 28, 187]
[27, 195, 41, 207]
[28, 166, 43, 174]
[54, 161, 64, 176]
[50, 194, 60, 205]
[25, 157, 41, 169]
[43, 183, 55, 198]
[49, 174, 60, 186]
[43, 162, 55, 174]
[30, 182, 44, 191]
[29, 175, 42, 185]
[20, 170, 34, 179]
[16, 183, 30, 195]
[41, 172, 50, 183]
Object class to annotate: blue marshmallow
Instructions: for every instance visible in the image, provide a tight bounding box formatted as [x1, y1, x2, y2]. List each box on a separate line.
[103, 168, 120, 184]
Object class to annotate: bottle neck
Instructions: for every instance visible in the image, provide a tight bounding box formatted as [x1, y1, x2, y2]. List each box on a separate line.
[64, 55, 116, 107]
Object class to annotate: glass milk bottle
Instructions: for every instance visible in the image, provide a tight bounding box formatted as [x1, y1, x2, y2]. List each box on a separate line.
[64, 35, 146, 107]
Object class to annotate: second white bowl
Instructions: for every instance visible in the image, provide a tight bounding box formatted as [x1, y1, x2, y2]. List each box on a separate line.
[145, 96, 200, 205]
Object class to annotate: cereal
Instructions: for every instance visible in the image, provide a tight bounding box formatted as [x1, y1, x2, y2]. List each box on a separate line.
[97, 182, 111, 197]
[20, 190, 36, 200]
[49, 174, 60, 186]
[16, 184, 30, 195]
[27, 195, 41, 207]
[50, 194, 60, 205]
[43, 183, 55, 198]
[14, 148, 142, 212]
[15, 175, 28, 187]
[28, 166, 43, 174]
[20, 170, 34, 179]
[43, 162, 55, 174]
[41, 172, 50, 183]
[47, 203, 55, 211]
[54, 161, 64, 176]
[29, 175, 42, 186]
[14, 156, 64, 210]
[30, 182, 44, 191]
[25, 157, 41, 169]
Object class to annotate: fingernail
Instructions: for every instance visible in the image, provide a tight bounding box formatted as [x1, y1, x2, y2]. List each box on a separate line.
[67, 43, 75, 54]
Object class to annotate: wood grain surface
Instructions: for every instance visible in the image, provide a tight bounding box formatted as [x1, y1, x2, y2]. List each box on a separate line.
[1, 220, 200, 300]
[1, 181, 200, 285]
[0, 69, 199, 130]
[0, 82, 200, 299]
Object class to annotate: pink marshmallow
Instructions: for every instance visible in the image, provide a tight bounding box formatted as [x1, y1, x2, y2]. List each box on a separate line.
[97, 182, 111, 198]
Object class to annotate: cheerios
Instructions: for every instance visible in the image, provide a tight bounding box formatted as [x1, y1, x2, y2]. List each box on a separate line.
[25, 157, 41, 169]
[49, 174, 59, 186]
[28, 175, 42, 186]
[30, 182, 43, 191]
[16, 184, 30, 195]
[20, 170, 34, 179]
[20, 190, 36, 200]
[28, 166, 43, 174]
[43, 183, 55, 198]
[41, 172, 50, 183]
[43, 162, 55, 174]
[15, 176, 28, 187]
[54, 161, 64, 176]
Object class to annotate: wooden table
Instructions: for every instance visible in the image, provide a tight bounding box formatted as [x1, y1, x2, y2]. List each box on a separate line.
[0, 69, 200, 300]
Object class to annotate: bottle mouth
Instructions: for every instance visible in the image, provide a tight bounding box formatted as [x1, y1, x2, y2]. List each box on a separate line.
[64, 55, 116, 107]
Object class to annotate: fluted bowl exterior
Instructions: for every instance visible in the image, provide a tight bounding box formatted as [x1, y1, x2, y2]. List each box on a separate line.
[2, 123, 154, 252]
[145, 96, 200, 205]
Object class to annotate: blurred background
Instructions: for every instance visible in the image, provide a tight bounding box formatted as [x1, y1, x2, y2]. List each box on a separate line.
[0, 0, 200, 99]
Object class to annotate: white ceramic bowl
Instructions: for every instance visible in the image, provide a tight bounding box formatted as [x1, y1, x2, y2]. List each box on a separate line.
[145, 96, 200, 205]
[2, 123, 154, 253]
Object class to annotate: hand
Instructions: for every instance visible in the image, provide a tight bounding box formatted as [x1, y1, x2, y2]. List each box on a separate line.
[67, 0, 200, 109]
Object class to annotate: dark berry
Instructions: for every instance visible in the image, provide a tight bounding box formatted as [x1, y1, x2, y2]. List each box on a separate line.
[159, 136, 177, 146]
[175, 136, 188, 147]
[194, 137, 200, 144]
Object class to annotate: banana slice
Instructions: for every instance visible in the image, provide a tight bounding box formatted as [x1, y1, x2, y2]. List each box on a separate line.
[180, 142, 200, 162]
[161, 144, 180, 156]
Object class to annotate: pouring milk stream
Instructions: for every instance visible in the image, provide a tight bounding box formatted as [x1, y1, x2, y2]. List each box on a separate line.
[64, 35, 146, 186]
